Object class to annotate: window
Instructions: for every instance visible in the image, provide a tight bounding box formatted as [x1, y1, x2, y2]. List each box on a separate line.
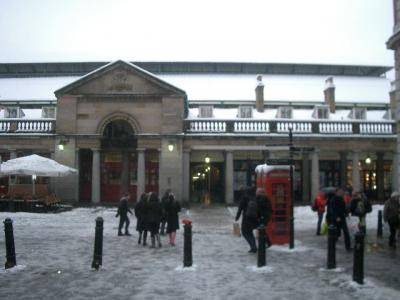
[276, 107, 292, 119]
[42, 107, 56, 118]
[349, 107, 366, 120]
[198, 106, 213, 118]
[4, 107, 21, 118]
[312, 105, 329, 119]
[238, 106, 253, 118]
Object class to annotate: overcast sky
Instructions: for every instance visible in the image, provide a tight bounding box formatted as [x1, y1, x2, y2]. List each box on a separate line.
[0, 0, 395, 66]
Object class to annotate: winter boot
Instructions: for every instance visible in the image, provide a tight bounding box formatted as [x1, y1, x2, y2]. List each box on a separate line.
[156, 234, 162, 248]
[125, 229, 131, 236]
[143, 231, 148, 246]
[150, 236, 156, 248]
[118, 230, 123, 236]
[138, 232, 142, 245]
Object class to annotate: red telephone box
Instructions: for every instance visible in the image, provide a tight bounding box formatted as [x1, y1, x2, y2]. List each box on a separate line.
[255, 164, 291, 244]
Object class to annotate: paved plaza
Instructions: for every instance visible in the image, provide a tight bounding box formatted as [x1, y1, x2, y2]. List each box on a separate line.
[0, 205, 399, 300]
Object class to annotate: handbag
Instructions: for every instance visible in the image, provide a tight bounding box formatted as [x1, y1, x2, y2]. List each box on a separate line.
[233, 222, 241, 237]
[321, 222, 328, 235]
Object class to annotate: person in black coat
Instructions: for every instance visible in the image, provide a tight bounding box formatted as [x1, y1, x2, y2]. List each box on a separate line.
[235, 187, 259, 253]
[135, 193, 149, 245]
[115, 193, 133, 236]
[165, 193, 181, 246]
[326, 187, 351, 251]
[147, 192, 162, 248]
[160, 189, 171, 235]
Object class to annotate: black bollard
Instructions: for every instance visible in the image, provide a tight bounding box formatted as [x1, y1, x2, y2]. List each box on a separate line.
[353, 231, 365, 285]
[91, 217, 103, 270]
[327, 224, 336, 269]
[183, 222, 193, 267]
[377, 210, 383, 238]
[4, 218, 17, 269]
[257, 224, 266, 267]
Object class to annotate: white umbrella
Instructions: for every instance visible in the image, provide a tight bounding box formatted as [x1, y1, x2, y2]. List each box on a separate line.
[0, 154, 78, 197]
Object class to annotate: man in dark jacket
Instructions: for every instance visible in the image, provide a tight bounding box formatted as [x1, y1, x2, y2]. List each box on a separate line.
[160, 189, 171, 235]
[235, 187, 258, 253]
[326, 187, 351, 251]
[116, 193, 133, 236]
[384, 191, 400, 248]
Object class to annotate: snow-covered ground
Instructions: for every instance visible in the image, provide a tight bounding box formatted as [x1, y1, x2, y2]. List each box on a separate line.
[0, 205, 399, 300]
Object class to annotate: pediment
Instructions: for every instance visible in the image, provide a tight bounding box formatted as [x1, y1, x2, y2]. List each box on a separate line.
[55, 60, 186, 97]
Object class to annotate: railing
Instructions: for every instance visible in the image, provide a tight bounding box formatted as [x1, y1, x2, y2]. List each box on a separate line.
[184, 119, 396, 136]
[0, 119, 55, 133]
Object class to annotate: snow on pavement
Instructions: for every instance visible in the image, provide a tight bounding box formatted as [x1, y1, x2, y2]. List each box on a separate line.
[0, 205, 398, 300]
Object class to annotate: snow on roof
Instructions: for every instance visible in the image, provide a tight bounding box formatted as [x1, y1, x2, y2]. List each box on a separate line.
[0, 73, 390, 103]
[160, 74, 390, 103]
[0, 77, 77, 101]
[255, 164, 290, 174]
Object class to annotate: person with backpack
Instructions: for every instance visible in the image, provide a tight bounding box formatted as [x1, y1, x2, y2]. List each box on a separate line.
[235, 187, 258, 253]
[383, 191, 400, 249]
[348, 191, 372, 234]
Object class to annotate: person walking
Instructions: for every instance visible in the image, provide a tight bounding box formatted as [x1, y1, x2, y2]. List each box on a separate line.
[160, 189, 171, 235]
[135, 193, 149, 245]
[235, 187, 259, 253]
[116, 193, 133, 236]
[165, 193, 181, 246]
[383, 191, 400, 249]
[326, 187, 352, 251]
[312, 191, 327, 235]
[348, 191, 372, 234]
[147, 192, 163, 248]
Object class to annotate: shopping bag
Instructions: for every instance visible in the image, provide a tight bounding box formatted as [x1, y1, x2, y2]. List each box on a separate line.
[233, 222, 241, 237]
[321, 222, 328, 235]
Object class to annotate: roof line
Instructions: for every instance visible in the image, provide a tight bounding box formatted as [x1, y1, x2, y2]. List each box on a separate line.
[0, 61, 392, 78]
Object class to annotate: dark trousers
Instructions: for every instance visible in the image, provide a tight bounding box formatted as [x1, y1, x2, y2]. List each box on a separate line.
[336, 218, 351, 250]
[242, 225, 257, 251]
[388, 221, 399, 247]
[316, 212, 324, 235]
[118, 215, 130, 233]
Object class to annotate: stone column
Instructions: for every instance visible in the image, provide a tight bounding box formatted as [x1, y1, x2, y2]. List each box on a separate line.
[91, 149, 101, 203]
[311, 150, 320, 202]
[376, 151, 385, 201]
[340, 151, 347, 189]
[182, 149, 191, 202]
[352, 151, 361, 192]
[302, 152, 310, 202]
[137, 148, 146, 200]
[225, 151, 234, 204]
[392, 151, 399, 192]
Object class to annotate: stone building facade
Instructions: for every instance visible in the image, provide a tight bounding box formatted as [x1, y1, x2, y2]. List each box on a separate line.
[0, 60, 395, 204]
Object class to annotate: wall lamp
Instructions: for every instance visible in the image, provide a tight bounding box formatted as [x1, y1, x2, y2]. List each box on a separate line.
[205, 154, 210, 164]
[365, 155, 371, 164]
[58, 136, 69, 151]
[168, 141, 174, 152]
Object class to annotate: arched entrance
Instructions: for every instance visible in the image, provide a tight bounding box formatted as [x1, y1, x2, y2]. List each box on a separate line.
[101, 119, 137, 202]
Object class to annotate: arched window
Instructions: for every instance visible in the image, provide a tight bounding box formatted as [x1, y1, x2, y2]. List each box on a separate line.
[101, 120, 136, 148]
